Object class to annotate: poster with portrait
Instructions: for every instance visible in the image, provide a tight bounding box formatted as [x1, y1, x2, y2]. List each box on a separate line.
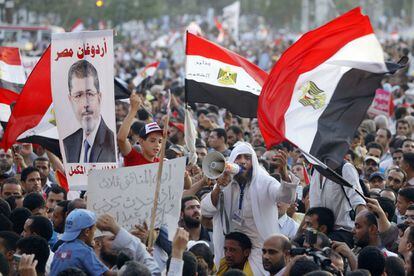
[51, 30, 118, 191]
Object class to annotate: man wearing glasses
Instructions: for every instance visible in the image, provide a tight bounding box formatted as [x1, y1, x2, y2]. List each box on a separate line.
[63, 60, 116, 163]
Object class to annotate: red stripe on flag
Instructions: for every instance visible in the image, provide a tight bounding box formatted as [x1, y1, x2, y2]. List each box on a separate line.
[258, 7, 373, 149]
[55, 170, 69, 192]
[0, 87, 19, 105]
[0, 47, 21, 66]
[186, 32, 268, 86]
[2, 47, 52, 150]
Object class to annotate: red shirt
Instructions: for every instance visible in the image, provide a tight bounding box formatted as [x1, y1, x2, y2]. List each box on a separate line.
[123, 148, 159, 167]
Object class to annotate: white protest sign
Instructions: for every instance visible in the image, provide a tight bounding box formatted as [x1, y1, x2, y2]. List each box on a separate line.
[51, 30, 118, 190]
[87, 157, 186, 238]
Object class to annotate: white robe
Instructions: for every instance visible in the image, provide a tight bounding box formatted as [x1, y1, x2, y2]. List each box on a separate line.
[201, 142, 298, 275]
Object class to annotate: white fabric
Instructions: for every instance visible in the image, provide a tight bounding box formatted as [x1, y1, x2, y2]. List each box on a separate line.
[184, 107, 197, 165]
[0, 60, 26, 84]
[201, 142, 298, 275]
[310, 162, 365, 231]
[278, 213, 299, 239]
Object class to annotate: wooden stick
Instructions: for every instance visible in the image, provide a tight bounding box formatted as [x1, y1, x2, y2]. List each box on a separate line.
[147, 90, 171, 248]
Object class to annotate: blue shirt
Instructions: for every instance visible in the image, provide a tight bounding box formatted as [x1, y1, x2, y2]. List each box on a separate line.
[50, 239, 108, 276]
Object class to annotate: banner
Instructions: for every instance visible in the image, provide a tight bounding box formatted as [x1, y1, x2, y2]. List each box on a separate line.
[51, 30, 118, 190]
[367, 88, 393, 117]
[87, 157, 186, 239]
[222, 1, 240, 41]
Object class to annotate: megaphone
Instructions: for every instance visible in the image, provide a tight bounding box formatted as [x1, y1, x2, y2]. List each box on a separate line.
[202, 151, 241, 179]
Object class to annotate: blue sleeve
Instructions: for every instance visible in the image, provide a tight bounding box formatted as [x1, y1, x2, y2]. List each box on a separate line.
[82, 249, 108, 275]
[155, 226, 172, 255]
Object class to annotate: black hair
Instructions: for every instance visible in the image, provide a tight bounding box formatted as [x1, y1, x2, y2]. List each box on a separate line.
[23, 192, 46, 212]
[0, 214, 12, 231]
[223, 269, 246, 276]
[364, 211, 378, 228]
[57, 200, 71, 214]
[212, 128, 227, 144]
[227, 125, 243, 136]
[47, 184, 67, 200]
[0, 252, 9, 276]
[119, 260, 151, 276]
[189, 243, 214, 271]
[289, 257, 320, 276]
[68, 59, 100, 93]
[366, 141, 384, 156]
[378, 128, 392, 139]
[181, 195, 199, 212]
[9, 207, 31, 235]
[0, 231, 20, 252]
[28, 215, 53, 241]
[357, 246, 385, 276]
[403, 152, 414, 170]
[398, 187, 414, 202]
[377, 197, 396, 222]
[16, 236, 50, 274]
[225, 231, 252, 250]
[0, 198, 11, 218]
[57, 268, 87, 276]
[33, 157, 50, 167]
[166, 251, 198, 276]
[306, 207, 335, 234]
[20, 167, 40, 182]
[4, 195, 22, 211]
[384, 256, 405, 276]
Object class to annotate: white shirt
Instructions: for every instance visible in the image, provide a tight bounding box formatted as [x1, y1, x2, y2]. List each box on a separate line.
[310, 163, 366, 231]
[79, 116, 101, 163]
[278, 213, 299, 239]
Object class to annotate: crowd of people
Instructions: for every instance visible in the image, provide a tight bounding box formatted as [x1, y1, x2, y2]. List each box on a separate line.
[1, 14, 414, 276]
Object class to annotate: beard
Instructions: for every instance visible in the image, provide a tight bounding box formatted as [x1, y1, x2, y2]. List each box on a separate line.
[263, 258, 285, 275]
[169, 134, 179, 144]
[354, 232, 370, 247]
[81, 115, 99, 135]
[234, 168, 253, 185]
[100, 250, 118, 267]
[183, 214, 201, 229]
[0, 161, 11, 173]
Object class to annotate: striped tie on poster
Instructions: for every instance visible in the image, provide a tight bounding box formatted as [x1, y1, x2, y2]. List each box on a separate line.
[258, 7, 405, 170]
[185, 32, 268, 118]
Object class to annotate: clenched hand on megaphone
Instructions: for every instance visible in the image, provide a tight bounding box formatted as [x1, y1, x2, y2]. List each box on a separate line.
[202, 151, 243, 186]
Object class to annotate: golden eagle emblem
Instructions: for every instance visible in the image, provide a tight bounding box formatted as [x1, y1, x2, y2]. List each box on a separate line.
[217, 67, 237, 85]
[298, 81, 326, 110]
[48, 108, 56, 126]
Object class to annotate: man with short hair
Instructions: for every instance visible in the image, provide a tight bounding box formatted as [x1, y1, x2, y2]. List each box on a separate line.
[33, 157, 53, 193]
[366, 142, 383, 159]
[0, 178, 22, 199]
[0, 149, 15, 180]
[261, 234, 291, 276]
[218, 232, 253, 276]
[357, 246, 386, 276]
[375, 128, 393, 170]
[397, 188, 414, 224]
[401, 152, 414, 186]
[402, 138, 414, 153]
[20, 167, 42, 194]
[22, 215, 53, 241]
[46, 185, 67, 215]
[392, 148, 404, 166]
[386, 167, 406, 192]
[398, 225, 414, 260]
[227, 126, 244, 150]
[63, 59, 116, 163]
[0, 231, 20, 275]
[180, 196, 211, 244]
[16, 236, 50, 276]
[208, 128, 231, 157]
[404, 205, 414, 226]
[396, 119, 411, 138]
[23, 193, 47, 217]
[352, 210, 397, 256]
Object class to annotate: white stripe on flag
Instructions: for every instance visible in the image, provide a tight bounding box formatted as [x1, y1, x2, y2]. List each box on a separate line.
[0, 103, 11, 122]
[186, 55, 262, 95]
[17, 104, 58, 140]
[0, 60, 26, 84]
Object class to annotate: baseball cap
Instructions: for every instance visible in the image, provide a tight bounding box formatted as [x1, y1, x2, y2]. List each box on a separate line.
[61, 209, 96, 242]
[369, 172, 385, 182]
[169, 122, 184, 133]
[364, 155, 380, 164]
[139, 122, 163, 138]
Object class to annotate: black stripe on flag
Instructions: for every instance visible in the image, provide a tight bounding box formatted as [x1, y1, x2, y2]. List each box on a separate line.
[0, 79, 23, 94]
[309, 68, 383, 169]
[17, 136, 61, 158]
[185, 79, 258, 118]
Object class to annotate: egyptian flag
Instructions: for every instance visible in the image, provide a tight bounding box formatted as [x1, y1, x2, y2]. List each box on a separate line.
[258, 8, 404, 171]
[1, 46, 60, 157]
[0, 47, 26, 124]
[185, 32, 268, 118]
[132, 61, 159, 89]
[71, 19, 85, 32]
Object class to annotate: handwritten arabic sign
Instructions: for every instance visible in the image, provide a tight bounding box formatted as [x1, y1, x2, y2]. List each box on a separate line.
[87, 157, 186, 239]
[368, 89, 393, 117]
[51, 30, 118, 191]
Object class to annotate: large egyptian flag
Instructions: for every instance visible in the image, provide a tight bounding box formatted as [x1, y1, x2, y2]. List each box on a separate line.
[258, 8, 404, 170]
[0, 47, 26, 124]
[185, 32, 268, 118]
[1, 46, 60, 157]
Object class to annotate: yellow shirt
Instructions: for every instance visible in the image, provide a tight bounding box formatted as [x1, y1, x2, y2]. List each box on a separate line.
[217, 257, 253, 276]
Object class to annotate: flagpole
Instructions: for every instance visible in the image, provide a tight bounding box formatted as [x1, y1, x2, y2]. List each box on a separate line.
[297, 147, 366, 201]
[147, 90, 171, 249]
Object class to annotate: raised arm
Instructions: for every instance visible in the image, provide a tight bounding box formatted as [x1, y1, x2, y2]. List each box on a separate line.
[117, 93, 141, 156]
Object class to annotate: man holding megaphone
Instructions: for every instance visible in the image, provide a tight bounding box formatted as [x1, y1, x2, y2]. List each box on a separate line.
[201, 142, 299, 276]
